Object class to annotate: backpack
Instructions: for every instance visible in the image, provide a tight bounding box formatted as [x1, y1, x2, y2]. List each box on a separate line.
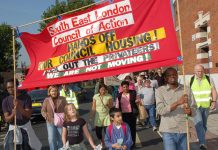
[108, 123, 127, 141]
[190, 75, 210, 88]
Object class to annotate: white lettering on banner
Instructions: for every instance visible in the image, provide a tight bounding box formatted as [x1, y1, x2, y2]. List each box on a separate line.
[86, 64, 102, 72]
[47, 0, 131, 37]
[46, 54, 151, 79]
[103, 42, 159, 61]
[63, 69, 79, 76]
[52, 13, 134, 47]
[55, 42, 159, 72]
[107, 55, 145, 68]
[47, 72, 60, 79]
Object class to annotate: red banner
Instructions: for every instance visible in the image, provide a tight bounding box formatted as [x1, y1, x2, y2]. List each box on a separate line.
[20, 0, 181, 89]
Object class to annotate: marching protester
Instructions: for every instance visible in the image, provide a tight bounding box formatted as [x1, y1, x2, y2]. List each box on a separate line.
[60, 84, 79, 109]
[190, 64, 217, 149]
[155, 68, 165, 87]
[135, 76, 144, 92]
[104, 107, 133, 150]
[156, 68, 194, 150]
[62, 104, 96, 150]
[139, 72, 149, 81]
[138, 79, 157, 131]
[135, 76, 145, 126]
[41, 85, 67, 150]
[2, 79, 42, 150]
[149, 72, 159, 89]
[118, 76, 136, 93]
[90, 84, 113, 148]
[116, 81, 139, 149]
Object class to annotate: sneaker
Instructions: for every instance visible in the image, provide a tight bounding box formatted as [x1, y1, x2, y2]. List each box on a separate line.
[153, 126, 157, 131]
[200, 144, 207, 149]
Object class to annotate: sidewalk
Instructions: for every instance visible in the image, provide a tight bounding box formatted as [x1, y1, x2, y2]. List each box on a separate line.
[190, 109, 218, 150]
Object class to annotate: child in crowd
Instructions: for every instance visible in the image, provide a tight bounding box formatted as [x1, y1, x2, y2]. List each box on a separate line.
[105, 107, 133, 150]
[62, 104, 96, 150]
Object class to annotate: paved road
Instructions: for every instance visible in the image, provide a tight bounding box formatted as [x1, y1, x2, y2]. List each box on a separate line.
[0, 100, 163, 150]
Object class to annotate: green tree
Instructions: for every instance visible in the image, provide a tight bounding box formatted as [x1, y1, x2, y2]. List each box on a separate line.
[39, 0, 94, 31]
[0, 23, 21, 72]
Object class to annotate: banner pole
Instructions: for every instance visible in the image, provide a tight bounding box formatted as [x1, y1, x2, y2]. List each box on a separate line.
[12, 28, 17, 150]
[176, 0, 190, 150]
[16, 0, 107, 29]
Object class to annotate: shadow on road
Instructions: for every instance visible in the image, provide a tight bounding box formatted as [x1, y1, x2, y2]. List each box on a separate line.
[78, 108, 91, 116]
[191, 138, 218, 149]
[141, 138, 162, 147]
[42, 146, 50, 150]
[31, 116, 45, 124]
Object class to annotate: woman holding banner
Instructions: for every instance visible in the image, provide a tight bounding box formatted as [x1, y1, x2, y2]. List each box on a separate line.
[41, 85, 67, 150]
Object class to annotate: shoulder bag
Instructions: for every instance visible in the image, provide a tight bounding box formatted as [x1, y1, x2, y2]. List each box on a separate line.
[48, 98, 65, 127]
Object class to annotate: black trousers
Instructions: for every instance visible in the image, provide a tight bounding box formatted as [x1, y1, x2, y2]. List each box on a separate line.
[122, 112, 137, 147]
[95, 126, 106, 140]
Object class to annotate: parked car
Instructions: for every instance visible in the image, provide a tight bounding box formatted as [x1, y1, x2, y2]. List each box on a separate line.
[28, 89, 47, 119]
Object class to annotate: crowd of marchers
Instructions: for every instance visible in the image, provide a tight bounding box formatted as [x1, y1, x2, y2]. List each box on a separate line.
[0, 64, 217, 150]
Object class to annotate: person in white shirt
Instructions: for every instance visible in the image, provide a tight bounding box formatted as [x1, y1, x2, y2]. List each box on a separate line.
[138, 79, 157, 131]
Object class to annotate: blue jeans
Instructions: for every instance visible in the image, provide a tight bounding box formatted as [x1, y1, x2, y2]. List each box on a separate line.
[46, 123, 63, 150]
[4, 128, 31, 150]
[163, 133, 187, 150]
[194, 107, 209, 145]
[144, 104, 157, 127]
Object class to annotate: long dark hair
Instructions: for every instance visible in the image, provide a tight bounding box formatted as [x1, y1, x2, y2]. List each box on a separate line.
[98, 84, 108, 93]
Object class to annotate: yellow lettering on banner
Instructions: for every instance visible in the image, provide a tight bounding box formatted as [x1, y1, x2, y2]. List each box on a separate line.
[38, 59, 53, 70]
[149, 27, 166, 41]
[38, 27, 166, 70]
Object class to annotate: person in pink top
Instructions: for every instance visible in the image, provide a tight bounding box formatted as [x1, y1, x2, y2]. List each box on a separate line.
[118, 76, 136, 93]
[116, 81, 139, 150]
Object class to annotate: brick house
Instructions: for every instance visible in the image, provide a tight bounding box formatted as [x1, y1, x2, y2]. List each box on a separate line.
[173, 0, 218, 88]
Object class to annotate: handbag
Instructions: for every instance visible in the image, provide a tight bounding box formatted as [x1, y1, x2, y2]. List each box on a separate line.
[48, 98, 64, 127]
[138, 104, 148, 121]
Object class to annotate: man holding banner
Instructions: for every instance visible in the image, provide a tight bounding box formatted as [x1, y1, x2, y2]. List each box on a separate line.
[2, 79, 42, 150]
[156, 68, 194, 150]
